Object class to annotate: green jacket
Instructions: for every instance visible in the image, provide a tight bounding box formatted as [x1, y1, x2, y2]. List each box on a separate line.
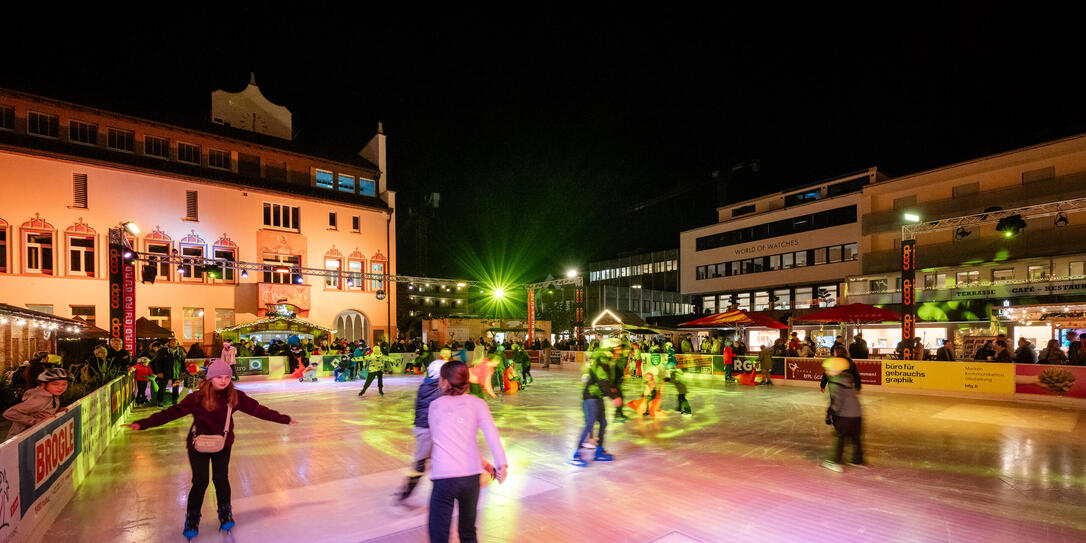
[366, 354, 386, 372]
[582, 355, 617, 400]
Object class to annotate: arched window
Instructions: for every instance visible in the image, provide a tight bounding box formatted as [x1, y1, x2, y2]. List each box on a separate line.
[324, 246, 343, 290]
[0, 217, 9, 274]
[178, 230, 205, 282]
[347, 248, 365, 291]
[212, 234, 238, 283]
[65, 218, 97, 277]
[21, 213, 55, 275]
[370, 251, 387, 291]
[145, 226, 173, 282]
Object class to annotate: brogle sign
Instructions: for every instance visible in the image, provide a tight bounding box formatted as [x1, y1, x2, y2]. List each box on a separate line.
[19, 407, 82, 516]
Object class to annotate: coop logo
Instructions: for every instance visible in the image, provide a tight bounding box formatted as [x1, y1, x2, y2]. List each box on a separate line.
[35, 419, 76, 487]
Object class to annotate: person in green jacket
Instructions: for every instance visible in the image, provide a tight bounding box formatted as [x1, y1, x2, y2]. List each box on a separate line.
[358, 345, 386, 397]
[513, 344, 532, 387]
[571, 339, 623, 467]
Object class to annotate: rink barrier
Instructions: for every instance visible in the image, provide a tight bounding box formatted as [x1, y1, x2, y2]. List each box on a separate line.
[0, 371, 135, 543]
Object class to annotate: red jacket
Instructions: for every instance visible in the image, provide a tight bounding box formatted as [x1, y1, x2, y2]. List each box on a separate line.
[132, 364, 154, 382]
[132, 388, 291, 450]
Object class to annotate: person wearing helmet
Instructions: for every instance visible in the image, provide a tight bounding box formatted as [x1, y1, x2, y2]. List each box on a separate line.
[3, 367, 69, 438]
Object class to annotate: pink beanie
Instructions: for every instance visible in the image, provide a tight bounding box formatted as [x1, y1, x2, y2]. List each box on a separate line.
[205, 359, 232, 380]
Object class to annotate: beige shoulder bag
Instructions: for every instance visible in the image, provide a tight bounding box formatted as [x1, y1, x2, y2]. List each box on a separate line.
[193, 405, 232, 453]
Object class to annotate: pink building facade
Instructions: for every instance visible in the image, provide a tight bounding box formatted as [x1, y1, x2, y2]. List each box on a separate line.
[0, 87, 396, 354]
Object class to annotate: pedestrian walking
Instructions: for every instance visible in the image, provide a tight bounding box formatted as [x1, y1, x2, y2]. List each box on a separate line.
[123, 360, 296, 540]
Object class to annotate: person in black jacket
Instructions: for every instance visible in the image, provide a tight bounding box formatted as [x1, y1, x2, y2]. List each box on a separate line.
[847, 334, 869, 360]
[821, 346, 862, 394]
[395, 358, 446, 506]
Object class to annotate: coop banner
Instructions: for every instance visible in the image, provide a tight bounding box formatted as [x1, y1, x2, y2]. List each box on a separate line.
[1015, 364, 1086, 399]
[18, 407, 82, 516]
[882, 360, 1013, 394]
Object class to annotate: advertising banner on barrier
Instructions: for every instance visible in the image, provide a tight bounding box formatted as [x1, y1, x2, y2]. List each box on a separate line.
[236, 357, 270, 376]
[560, 351, 579, 365]
[676, 354, 717, 374]
[18, 406, 82, 517]
[0, 438, 22, 542]
[882, 360, 1014, 394]
[785, 358, 883, 385]
[1015, 364, 1086, 399]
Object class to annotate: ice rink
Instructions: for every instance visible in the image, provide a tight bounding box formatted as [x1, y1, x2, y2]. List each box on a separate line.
[44, 367, 1086, 542]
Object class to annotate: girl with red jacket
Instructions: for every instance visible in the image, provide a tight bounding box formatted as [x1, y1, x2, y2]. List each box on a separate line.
[124, 359, 296, 540]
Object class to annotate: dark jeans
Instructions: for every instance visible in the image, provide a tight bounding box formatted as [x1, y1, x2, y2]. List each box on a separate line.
[832, 416, 864, 464]
[575, 398, 606, 450]
[521, 367, 532, 384]
[361, 371, 384, 395]
[428, 474, 480, 543]
[676, 393, 691, 414]
[187, 447, 232, 516]
[156, 377, 179, 406]
[136, 381, 149, 403]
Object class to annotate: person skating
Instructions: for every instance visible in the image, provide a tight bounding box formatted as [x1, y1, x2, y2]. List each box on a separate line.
[221, 339, 238, 381]
[571, 338, 624, 467]
[152, 338, 189, 407]
[513, 344, 533, 387]
[821, 356, 864, 472]
[131, 357, 155, 405]
[395, 355, 448, 507]
[427, 361, 508, 542]
[359, 345, 387, 397]
[665, 343, 692, 415]
[611, 340, 630, 421]
[123, 360, 296, 539]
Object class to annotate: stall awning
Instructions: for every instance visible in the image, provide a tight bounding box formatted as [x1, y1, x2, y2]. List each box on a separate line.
[136, 317, 174, 339]
[679, 309, 788, 329]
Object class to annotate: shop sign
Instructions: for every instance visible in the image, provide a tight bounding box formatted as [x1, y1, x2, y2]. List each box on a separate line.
[729, 238, 801, 259]
[0, 443, 21, 540]
[1015, 364, 1086, 399]
[921, 280, 1086, 302]
[882, 360, 1013, 394]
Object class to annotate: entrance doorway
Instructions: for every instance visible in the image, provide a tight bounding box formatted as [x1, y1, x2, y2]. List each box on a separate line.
[334, 310, 368, 343]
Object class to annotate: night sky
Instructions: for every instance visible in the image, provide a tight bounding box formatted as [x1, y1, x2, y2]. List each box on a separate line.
[5, 9, 1083, 283]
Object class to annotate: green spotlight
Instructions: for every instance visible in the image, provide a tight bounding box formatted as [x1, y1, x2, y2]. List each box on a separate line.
[494, 288, 505, 299]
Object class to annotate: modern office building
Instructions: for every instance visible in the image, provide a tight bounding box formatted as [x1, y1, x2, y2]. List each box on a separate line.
[586, 249, 692, 321]
[0, 83, 396, 360]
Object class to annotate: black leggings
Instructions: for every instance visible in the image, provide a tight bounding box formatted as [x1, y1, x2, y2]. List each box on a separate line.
[187, 447, 232, 516]
[429, 474, 480, 543]
[361, 371, 384, 395]
[832, 416, 864, 464]
[156, 377, 179, 406]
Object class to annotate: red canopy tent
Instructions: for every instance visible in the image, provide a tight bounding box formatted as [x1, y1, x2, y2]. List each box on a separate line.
[793, 303, 902, 324]
[680, 309, 788, 329]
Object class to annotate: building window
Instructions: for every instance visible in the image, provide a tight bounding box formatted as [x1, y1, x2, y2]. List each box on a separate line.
[817, 285, 837, 307]
[178, 142, 201, 164]
[149, 307, 171, 330]
[754, 291, 770, 311]
[183, 307, 204, 341]
[702, 295, 717, 314]
[348, 258, 365, 290]
[892, 195, 917, 211]
[315, 169, 334, 189]
[1028, 265, 1048, 281]
[352, 216, 360, 232]
[213, 246, 237, 282]
[215, 309, 234, 331]
[145, 135, 169, 159]
[208, 148, 231, 170]
[794, 250, 807, 267]
[732, 204, 755, 217]
[28, 112, 59, 137]
[696, 265, 707, 280]
[370, 260, 385, 290]
[71, 305, 96, 327]
[325, 257, 342, 289]
[993, 269, 1015, 282]
[869, 278, 889, 293]
[67, 236, 95, 277]
[781, 252, 794, 269]
[25, 232, 54, 274]
[843, 243, 858, 261]
[338, 174, 355, 193]
[146, 242, 171, 281]
[72, 173, 88, 208]
[772, 289, 790, 310]
[27, 304, 53, 314]
[1071, 262, 1085, 277]
[179, 245, 204, 281]
[813, 248, 828, 266]
[69, 120, 98, 145]
[107, 128, 135, 151]
[828, 245, 843, 263]
[359, 178, 377, 196]
[0, 105, 13, 130]
[785, 190, 821, 207]
[955, 271, 981, 288]
[0, 226, 7, 273]
[328, 212, 337, 229]
[795, 287, 814, 308]
[262, 203, 300, 231]
[263, 253, 301, 284]
[185, 191, 198, 221]
[768, 254, 780, 271]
